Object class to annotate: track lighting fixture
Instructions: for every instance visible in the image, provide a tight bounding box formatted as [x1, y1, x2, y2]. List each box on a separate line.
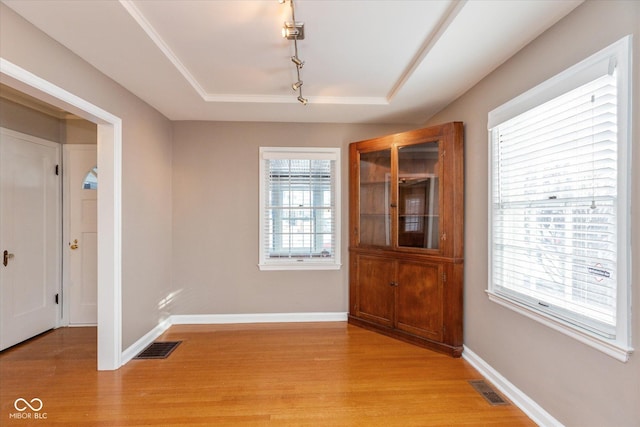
[280, 0, 308, 105]
[282, 22, 304, 40]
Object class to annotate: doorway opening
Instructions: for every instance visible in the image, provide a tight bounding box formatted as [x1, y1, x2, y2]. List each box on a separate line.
[1, 58, 122, 370]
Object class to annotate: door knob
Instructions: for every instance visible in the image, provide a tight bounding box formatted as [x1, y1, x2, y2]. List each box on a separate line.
[70, 239, 79, 250]
[3, 250, 14, 267]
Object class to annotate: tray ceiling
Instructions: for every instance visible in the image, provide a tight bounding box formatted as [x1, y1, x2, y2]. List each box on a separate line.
[2, 0, 583, 124]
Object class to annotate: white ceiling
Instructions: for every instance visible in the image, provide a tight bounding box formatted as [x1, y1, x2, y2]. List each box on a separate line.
[2, 0, 582, 124]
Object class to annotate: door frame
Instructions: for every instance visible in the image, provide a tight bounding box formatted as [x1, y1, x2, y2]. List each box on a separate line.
[1, 58, 123, 370]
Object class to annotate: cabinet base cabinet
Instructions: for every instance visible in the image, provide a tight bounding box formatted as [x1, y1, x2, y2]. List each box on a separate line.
[349, 251, 463, 358]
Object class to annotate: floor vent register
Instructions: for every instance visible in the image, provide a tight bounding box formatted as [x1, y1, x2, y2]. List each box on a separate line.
[468, 380, 510, 406]
[134, 341, 182, 359]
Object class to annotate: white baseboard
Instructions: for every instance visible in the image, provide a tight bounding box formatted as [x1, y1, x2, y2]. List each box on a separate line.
[170, 312, 348, 325]
[462, 345, 563, 427]
[121, 317, 172, 365]
[121, 312, 347, 365]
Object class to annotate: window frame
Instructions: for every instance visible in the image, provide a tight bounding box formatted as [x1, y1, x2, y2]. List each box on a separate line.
[487, 35, 633, 362]
[258, 146, 341, 271]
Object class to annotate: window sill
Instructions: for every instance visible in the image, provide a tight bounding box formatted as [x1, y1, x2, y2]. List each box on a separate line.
[258, 262, 342, 271]
[486, 290, 633, 362]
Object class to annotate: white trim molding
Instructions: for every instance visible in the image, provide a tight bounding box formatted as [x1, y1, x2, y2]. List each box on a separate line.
[171, 312, 348, 325]
[120, 312, 348, 365]
[463, 346, 564, 427]
[487, 291, 633, 362]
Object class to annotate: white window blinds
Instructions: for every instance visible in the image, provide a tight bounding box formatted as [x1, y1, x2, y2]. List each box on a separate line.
[491, 71, 617, 336]
[488, 36, 632, 359]
[259, 147, 341, 270]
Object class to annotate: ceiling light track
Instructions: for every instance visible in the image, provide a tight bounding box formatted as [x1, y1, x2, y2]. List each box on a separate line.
[280, 0, 307, 105]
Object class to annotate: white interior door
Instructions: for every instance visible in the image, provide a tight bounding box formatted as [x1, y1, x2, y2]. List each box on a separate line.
[64, 145, 97, 325]
[0, 128, 60, 351]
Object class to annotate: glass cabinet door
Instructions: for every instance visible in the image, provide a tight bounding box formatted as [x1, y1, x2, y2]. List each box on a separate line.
[359, 148, 391, 247]
[397, 141, 440, 249]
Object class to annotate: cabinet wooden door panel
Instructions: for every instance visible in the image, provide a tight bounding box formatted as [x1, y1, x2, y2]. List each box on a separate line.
[354, 255, 395, 328]
[395, 261, 443, 341]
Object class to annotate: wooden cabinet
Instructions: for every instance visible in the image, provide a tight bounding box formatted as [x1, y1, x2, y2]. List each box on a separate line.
[348, 122, 464, 357]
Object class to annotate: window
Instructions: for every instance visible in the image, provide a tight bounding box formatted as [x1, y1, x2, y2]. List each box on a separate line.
[487, 36, 632, 361]
[82, 166, 98, 190]
[259, 147, 341, 270]
[404, 196, 423, 232]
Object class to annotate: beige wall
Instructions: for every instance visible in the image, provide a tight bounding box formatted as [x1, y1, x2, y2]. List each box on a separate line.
[1, 3, 173, 349]
[425, 1, 640, 425]
[63, 118, 97, 145]
[0, 97, 62, 142]
[0, 94, 97, 144]
[171, 121, 408, 315]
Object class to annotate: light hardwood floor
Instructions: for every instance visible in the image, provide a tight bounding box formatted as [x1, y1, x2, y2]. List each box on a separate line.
[1, 323, 535, 426]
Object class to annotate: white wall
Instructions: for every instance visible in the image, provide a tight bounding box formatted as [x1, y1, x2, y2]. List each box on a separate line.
[425, 1, 640, 425]
[0, 3, 174, 349]
[171, 121, 408, 315]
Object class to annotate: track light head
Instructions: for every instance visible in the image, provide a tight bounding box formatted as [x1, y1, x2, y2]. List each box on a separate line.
[290, 56, 304, 68]
[297, 95, 308, 105]
[292, 81, 303, 91]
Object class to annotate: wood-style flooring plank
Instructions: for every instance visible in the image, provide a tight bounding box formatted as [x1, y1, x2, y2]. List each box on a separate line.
[0, 323, 535, 426]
